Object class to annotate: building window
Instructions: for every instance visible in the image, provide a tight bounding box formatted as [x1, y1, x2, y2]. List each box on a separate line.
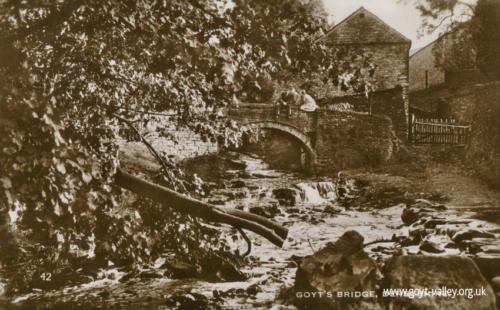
[425, 70, 429, 88]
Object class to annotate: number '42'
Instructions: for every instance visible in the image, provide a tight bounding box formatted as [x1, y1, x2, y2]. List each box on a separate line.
[40, 272, 52, 281]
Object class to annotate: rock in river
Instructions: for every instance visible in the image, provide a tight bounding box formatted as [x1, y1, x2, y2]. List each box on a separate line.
[165, 293, 210, 309]
[474, 253, 500, 280]
[249, 206, 280, 218]
[383, 255, 497, 309]
[230, 180, 246, 188]
[452, 229, 495, 243]
[161, 259, 201, 279]
[272, 188, 298, 206]
[401, 206, 431, 225]
[419, 239, 445, 254]
[294, 231, 381, 309]
[401, 199, 447, 225]
[492, 276, 500, 292]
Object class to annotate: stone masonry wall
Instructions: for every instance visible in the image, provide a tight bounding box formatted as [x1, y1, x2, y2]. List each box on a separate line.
[314, 110, 395, 174]
[121, 104, 397, 175]
[275, 43, 410, 141]
[149, 127, 218, 161]
[290, 44, 410, 98]
[366, 43, 410, 140]
[465, 82, 500, 189]
[321, 87, 407, 140]
[120, 115, 218, 163]
[360, 44, 410, 94]
[317, 6, 411, 138]
[228, 105, 396, 175]
[409, 81, 500, 188]
[410, 81, 498, 123]
[228, 104, 317, 138]
[322, 7, 411, 46]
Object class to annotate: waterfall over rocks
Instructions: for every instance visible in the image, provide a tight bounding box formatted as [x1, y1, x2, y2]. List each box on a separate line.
[294, 182, 337, 204]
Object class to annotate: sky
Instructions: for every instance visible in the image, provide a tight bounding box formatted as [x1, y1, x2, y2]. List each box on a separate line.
[321, 0, 440, 50]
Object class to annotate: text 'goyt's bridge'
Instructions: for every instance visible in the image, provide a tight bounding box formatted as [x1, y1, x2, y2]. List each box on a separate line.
[227, 103, 396, 174]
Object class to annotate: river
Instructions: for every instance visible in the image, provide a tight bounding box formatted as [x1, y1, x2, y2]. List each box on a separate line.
[9, 152, 500, 309]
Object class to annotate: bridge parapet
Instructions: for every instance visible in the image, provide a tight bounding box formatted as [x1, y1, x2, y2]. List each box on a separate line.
[228, 104, 396, 175]
[228, 104, 317, 136]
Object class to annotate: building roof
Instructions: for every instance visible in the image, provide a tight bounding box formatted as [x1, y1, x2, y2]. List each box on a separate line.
[410, 30, 453, 58]
[319, 7, 411, 45]
[410, 47, 424, 56]
[410, 21, 471, 58]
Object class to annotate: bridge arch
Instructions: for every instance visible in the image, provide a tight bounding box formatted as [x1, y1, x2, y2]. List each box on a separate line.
[243, 121, 316, 172]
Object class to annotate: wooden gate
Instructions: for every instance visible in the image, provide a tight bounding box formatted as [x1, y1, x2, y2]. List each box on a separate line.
[409, 115, 471, 145]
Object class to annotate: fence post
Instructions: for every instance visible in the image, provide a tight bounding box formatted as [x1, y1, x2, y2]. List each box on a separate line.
[409, 114, 413, 143]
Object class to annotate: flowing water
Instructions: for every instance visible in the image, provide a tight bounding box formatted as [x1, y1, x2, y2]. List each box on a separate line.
[203, 154, 404, 308]
[10, 153, 500, 309]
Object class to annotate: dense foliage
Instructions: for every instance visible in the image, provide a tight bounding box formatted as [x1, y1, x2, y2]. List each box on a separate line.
[0, 0, 372, 294]
[408, 0, 500, 78]
[472, 0, 500, 78]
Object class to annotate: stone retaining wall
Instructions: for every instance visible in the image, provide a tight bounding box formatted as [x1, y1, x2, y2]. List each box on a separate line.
[321, 87, 407, 140]
[150, 127, 218, 161]
[314, 110, 396, 174]
[120, 116, 218, 163]
[409, 81, 500, 188]
[466, 82, 500, 189]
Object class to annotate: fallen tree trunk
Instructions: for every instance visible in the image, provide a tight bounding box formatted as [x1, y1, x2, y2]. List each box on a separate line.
[226, 209, 288, 239]
[114, 169, 288, 247]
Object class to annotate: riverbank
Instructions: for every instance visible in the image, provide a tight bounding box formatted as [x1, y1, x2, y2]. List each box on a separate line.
[5, 146, 500, 309]
[342, 145, 500, 218]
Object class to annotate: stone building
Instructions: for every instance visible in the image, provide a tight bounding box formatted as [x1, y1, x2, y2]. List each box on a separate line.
[409, 38, 446, 93]
[409, 28, 490, 118]
[409, 29, 481, 93]
[318, 7, 412, 139]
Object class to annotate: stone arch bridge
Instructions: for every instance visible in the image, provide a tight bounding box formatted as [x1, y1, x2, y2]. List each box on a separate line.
[227, 103, 395, 174]
[242, 120, 316, 171]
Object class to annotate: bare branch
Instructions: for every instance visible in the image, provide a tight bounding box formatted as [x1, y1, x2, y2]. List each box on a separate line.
[237, 228, 252, 257]
[113, 114, 172, 173]
[429, 12, 454, 33]
[186, 0, 234, 29]
[364, 238, 393, 247]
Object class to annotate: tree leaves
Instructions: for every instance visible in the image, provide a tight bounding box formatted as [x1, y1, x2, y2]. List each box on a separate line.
[0, 178, 12, 189]
[0, 0, 369, 293]
[81, 172, 92, 184]
[55, 162, 66, 175]
[411, 0, 499, 78]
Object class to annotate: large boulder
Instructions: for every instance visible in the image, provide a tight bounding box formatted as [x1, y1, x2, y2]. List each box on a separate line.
[161, 259, 201, 279]
[474, 254, 500, 280]
[452, 229, 495, 243]
[272, 188, 298, 206]
[492, 276, 500, 292]
[383, 255, 496, 309]
[419, 238, 445, 254]
[401, 199, 447, 225]
[401, 206, 433, 225]
[294, 231, 381, 309]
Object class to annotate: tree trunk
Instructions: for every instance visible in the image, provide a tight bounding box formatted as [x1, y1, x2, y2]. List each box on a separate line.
[114, 169, 288, 247]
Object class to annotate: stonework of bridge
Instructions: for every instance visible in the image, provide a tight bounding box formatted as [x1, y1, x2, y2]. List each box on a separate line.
[244, 120, 316, 171]
[228, 103, 395, 174]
